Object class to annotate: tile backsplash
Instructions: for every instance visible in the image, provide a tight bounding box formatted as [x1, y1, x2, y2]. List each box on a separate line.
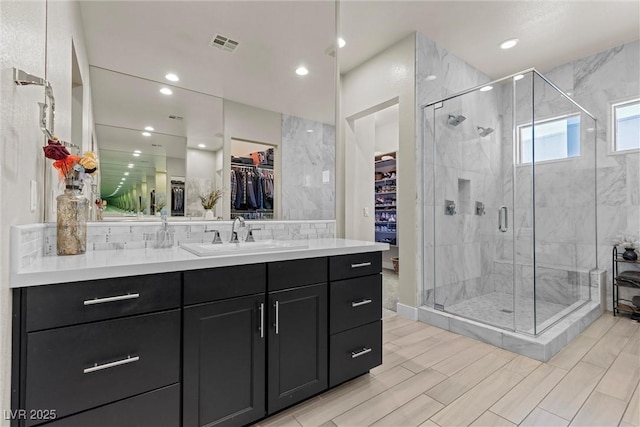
[13, 220, 335, 270]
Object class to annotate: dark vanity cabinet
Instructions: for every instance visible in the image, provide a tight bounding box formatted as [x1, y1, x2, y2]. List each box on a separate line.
[328, 252, 383, 387]
[12, 251, 383, 427]
[12, 273, 182, 427]
[183, 264, 267, 427]
[267, 258, 328, 413]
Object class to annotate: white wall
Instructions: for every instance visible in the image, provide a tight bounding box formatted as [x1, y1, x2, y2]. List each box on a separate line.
[0, 0, 93, 422]
[341, 34, 416, 307]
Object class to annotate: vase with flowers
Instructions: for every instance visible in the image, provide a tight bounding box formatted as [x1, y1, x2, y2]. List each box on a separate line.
[44, 138, 99, 255]
[199, 188, 224, 220]
[613, 234, 640, 261]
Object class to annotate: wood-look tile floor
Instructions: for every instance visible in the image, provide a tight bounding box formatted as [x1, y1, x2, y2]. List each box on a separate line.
[256, 312, 640, 427]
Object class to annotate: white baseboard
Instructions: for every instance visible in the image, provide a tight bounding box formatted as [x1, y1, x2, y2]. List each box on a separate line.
[397, 303, 418, 321]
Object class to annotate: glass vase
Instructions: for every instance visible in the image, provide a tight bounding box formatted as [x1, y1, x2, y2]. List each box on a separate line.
[57, 184, 88, 255]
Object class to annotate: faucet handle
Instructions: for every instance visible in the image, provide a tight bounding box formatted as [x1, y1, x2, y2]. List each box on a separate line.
[205, 229, 223, 244]
[245, 226, 261, 242]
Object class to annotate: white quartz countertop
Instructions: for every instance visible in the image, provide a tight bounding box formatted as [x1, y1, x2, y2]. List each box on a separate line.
[10, 239, 389, 288]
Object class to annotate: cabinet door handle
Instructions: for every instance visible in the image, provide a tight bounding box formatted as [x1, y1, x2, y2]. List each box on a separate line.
[83, 293, 139, 306]
[351, 299, 373, 307]
[274, 301, 279, 335]
[83, 355, 139, 374]
[351, 348, 372, 359]
[259, 303, 264, 338]
[351, 262, 372, 268]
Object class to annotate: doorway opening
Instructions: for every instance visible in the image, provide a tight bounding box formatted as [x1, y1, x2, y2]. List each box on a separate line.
[347, 101, 399, 313]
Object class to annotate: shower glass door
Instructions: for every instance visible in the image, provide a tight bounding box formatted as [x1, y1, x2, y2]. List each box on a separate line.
[428, 76, 522, 331]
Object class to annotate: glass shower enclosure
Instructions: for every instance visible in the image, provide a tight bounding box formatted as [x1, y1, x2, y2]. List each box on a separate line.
[422, 69, 597, 335]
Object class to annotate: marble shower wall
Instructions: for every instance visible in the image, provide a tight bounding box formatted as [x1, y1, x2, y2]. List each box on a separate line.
[281, 115, 335, 220]
[495, 72, 596, 310]
[416, 33, 501, 308]
[418, 37, 639, 312]
[539, 41, 640, 307]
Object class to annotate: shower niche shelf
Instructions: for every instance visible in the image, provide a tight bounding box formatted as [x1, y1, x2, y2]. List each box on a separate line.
[374, 152, 397, 246]
[612, 246, 640, 317]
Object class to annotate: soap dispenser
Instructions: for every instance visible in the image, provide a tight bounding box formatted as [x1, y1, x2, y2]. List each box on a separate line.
[155, 214, 174, 248]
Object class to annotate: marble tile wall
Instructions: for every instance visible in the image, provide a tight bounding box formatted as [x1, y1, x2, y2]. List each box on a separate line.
[418, 36, 639, 313]
[281, 115, 335, 220]
[13, 220, 336, 269]
[523, 41, 639, 309]
[185, 177, 214, 218]
[416, 33, 501, 307]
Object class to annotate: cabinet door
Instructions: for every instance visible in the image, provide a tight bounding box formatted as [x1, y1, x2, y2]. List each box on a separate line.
[183, 294, 266, 427]
[268, 283, 328, 414]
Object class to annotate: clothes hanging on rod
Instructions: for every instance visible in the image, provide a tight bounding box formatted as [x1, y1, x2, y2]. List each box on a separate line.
[230, 165, 274, 213]
[171, 180, 185, 216]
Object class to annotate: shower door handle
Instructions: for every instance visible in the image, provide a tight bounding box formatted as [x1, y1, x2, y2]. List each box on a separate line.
[498, 206, 508, 232]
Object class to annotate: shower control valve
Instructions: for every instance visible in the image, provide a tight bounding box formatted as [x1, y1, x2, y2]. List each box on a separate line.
[445, 200, 457, 216]
[476, 201, 486, 216]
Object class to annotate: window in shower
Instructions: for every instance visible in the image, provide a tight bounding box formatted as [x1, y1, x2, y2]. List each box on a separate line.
[517, 114, 580, 164]
[613, 99, 640, 152]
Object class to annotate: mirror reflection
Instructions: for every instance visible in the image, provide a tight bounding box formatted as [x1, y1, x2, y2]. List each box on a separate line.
[80, 1, 336, 221]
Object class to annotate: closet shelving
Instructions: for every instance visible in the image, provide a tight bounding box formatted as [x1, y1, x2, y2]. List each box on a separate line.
[374, 152, 397, 246]
[612, 246, 640, 316]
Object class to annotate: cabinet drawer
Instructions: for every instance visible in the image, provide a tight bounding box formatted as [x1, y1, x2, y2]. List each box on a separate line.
[42, 384, 179, 427]
[329, 252, 382, 281]
[268, 257, 327, 292]
[330, 275, 382, 334]
[25, 273, 181, 331]
[184, 263, 266, 305]
[25, 310, 180, 425]
[329, 321, 382, 388]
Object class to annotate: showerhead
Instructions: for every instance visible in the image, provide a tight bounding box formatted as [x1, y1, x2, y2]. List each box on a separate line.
[447, 114, 466, 126]
[477, 126, 494, 137]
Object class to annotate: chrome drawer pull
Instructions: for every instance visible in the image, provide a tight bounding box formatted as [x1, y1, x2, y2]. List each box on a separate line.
[351, 262, 372, 268]
[259, 303, 264, 338]
[83, 355, 139, 374]
[351, 299, 373, 307]
[274, 301, 279, 335]
[83, 293, 140, 306]
[351, 348, 372, 359]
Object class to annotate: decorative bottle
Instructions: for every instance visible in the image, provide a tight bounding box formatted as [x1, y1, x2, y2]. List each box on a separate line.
[56, 181, 89, 255]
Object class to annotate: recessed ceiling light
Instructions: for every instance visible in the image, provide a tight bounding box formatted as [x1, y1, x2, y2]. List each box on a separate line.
[128, 164, 134, 168]
[165, 73, 179, 82]
[480, 85, 493, 92]
[144, 126, 154, 131]
[121, 178, 126, 181]
[160, 87, 173, 95]
[142, 132, 151, 137]
[124, 172, 130, 176]
[133, 153, 141, 157]
[426, 74, 437, 81]
[500, 38, 519, 50]
[295, 66, 309, 76]
[566, 91, 573, 96]
[338, 37, 346, 48]
[198, 143, 206, 148]
[307, 129, 314, 133]
[514, 74, 525, 81]
[134, 150, 141, 154]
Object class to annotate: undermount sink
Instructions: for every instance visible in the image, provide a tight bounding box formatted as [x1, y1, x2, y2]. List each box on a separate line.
[180, 240, 309, 257]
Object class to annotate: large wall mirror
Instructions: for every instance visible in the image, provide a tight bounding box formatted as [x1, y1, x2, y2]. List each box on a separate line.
[76, 0, 336, 221]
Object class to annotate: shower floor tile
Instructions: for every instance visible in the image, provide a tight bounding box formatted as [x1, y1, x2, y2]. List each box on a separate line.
[444, 292, 569, 332]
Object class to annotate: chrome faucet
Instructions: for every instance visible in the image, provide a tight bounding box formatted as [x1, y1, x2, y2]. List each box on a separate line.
[230, 216, 246, 243]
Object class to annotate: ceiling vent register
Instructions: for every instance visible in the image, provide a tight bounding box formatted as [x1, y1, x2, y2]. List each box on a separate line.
[210, 34, 239, 53]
